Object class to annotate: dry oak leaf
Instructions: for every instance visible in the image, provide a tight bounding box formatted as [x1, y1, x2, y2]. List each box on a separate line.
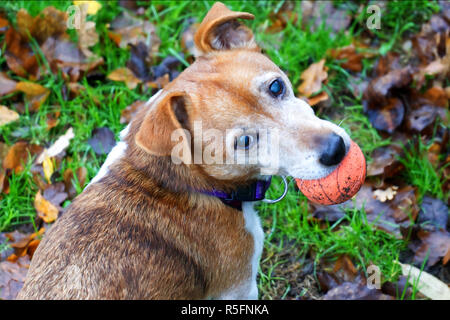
[109, 11, 160, 52]
[329, 44, 376, 73]
[415, 34, 450, 87]
[5, 228, 45, 262]
[0, 105, 19, 127]
[41, 37, 104, 83]
[4, 27, 39, 79]
[2, 141, 43, 174]
[34, 190, 59, 223]
[297, 59, 328, 97]
[16, 81, 50, 112]
[16, 7, 67, 44]
[107, 67, 142, 89]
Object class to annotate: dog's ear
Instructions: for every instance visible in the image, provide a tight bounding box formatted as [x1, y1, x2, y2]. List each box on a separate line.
[194, 2, 257, 55]
[136, 92, 192, 162]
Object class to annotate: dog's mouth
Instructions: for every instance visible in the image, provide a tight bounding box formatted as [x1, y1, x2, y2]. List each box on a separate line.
[295, 140, 366, 205]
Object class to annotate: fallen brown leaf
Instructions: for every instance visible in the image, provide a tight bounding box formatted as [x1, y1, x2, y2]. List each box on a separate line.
[34, 190, 59, 223]
[107, 67, 142, 89]
[5, 228, 45, 262]
[16, 7, 67, 44]
[2, 141, 43, 174]
[4, 27, 39, 79]
[147, 73, 170, 90]
[41, 37, 103, 83]
[0, 105, 19, 127]
[0, 72, 17, 96]
[63, 167, 88, 199]
[0, 257, 29, 300]
[305, 91, 329, 107]
[365, 97, 405, 134]
[329, 44, 376, 73]
[297, 59, 328, 98]
[411, 229, 450, 267]
[109, 11, 160, 52]
[16, 81, 50, 112]
[366, 145, 404, 177]
[43, 182, 68, 210]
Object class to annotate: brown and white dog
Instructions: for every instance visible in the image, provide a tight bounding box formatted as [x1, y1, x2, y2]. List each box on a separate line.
[18, 2, 350, 299]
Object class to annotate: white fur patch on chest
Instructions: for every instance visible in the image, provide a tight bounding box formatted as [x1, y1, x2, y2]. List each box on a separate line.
[242, 201, 264, 288]
[216, 202, 264, 300]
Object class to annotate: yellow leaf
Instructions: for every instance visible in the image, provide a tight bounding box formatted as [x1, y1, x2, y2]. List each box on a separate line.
[107, 67, 141, 89]
[0, 105, 19, 127]
[16, 82, 48, 95]
[16, 82, 50, 112]
[73, 1, 102, 15]
[34, 191, 58, 223]
[42, 155, 54, 184]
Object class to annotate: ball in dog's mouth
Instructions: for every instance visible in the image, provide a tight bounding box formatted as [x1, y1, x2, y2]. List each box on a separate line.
[295, 140, 366, 205]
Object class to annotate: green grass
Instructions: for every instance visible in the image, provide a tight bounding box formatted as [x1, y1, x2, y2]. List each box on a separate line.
[0, 0, 446, 299]
[0, 160, 37, 231]
[399, 138, 448, 202]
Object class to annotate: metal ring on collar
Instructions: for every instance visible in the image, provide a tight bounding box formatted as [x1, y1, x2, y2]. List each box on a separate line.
[262, 176, 288, 204]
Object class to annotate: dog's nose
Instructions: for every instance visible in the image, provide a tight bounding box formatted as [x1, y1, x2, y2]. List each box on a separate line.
[319, 133, 346, 166]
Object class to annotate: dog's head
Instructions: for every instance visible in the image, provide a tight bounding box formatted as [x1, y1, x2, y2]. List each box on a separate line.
[135, 2, 351, 182]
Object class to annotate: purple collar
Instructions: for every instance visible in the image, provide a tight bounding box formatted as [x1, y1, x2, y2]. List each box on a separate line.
[201, 177, 272, 210]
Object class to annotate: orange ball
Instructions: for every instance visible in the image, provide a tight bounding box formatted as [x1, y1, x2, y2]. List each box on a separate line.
[295, 140, 366, 205]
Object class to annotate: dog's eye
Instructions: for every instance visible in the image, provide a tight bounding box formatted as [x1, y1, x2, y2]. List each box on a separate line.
[269, 79, 284, 97]
[235, 135, 254, 150]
